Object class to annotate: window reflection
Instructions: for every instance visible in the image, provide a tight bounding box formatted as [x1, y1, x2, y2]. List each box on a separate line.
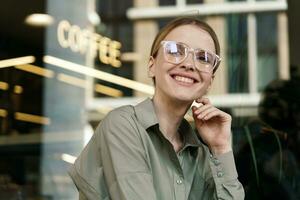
[0, 0, 298, 199]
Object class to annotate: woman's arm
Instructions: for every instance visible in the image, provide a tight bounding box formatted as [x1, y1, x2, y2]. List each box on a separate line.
[192, 98, 245, 199]
[207, 150, 244, 200]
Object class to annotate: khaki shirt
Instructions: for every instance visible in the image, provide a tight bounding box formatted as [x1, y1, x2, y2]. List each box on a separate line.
[69, 98, 245, 200]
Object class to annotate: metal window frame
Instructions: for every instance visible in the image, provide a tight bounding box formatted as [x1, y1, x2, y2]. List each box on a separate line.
[127, 1, 287, 19]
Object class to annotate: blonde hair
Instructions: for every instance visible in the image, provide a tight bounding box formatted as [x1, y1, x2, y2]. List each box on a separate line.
[150, 17, 221, 73]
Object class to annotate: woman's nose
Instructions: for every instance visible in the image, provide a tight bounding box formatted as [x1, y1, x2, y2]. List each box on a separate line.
[182, 63, 195, 71]
[181, 52, 196, 71]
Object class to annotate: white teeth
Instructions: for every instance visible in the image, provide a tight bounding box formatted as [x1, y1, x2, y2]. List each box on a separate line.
[174, 75, 194, 83]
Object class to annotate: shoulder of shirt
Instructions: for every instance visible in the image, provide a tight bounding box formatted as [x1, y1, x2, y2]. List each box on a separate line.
[97, 105, 136, 128]
[106, 104, 135, 119]
[93, 105, 141, 140]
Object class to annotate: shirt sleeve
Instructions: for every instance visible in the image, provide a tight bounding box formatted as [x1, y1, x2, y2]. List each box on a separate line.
[208, 150, 245, 200]
[69, 108, 157, 200]
[98, 109, 157, 200]
[68, 132, 110, 199]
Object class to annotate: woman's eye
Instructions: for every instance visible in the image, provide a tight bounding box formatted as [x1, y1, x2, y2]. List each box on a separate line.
[196, 52, 211, 63]
[196, 55, 208, 62]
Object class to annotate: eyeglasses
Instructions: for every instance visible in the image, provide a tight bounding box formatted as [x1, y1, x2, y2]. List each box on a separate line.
[160, 40, 221, 73]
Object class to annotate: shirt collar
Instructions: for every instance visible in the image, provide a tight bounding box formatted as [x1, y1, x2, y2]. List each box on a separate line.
[134, 98, 201, 147]
[134, 98, 159, 129]
[178, 119, 201, 147]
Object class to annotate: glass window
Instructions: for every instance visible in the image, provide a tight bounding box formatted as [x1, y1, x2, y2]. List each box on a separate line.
[96, 0, 134, 97]
[226, 14, 249, 93]
[256, 13, 278, 91]
[1, 0, 298, 199]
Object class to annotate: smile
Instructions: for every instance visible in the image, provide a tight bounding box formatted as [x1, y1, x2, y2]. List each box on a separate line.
[172, 75, 197, 84]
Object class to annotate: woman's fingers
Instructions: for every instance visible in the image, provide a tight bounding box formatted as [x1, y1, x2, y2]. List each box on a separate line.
[200, 109, 221, 120]
[196, 106, 216, 120]
[192, 104, 231, 122]
[195, 97, 211, 104]
[193, 104, 213, 115]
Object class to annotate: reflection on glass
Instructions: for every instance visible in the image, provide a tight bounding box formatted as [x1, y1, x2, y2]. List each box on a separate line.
[0, 0, 296, 199]
[235, 79, 300, 199]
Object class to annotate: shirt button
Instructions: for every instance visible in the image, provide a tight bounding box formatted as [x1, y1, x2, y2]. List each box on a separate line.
[217, 172, 223, 177]
[176, 179, 183, 184]
[213, 159, 220, 166]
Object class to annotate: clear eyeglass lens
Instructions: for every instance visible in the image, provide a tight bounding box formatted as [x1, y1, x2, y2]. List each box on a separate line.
[164, 42, 186, 63]
[163, 41, 217, 72]
[194, 50, 214, 72]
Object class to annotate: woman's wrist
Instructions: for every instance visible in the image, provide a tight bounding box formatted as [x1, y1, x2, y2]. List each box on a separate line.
[210, 145, 232, 156]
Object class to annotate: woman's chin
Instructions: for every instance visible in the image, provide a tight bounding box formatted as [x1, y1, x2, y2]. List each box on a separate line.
[173, 95, 196, 104]
[172, 91, 204, 103]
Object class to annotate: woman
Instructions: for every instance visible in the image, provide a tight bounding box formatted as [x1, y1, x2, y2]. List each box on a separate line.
[69, 17, 245, 200]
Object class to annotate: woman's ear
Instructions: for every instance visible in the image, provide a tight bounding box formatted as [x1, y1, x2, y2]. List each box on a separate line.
[148, 56, 155, 78]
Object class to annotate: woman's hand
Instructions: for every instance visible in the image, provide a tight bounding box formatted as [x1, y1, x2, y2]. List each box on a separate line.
[192, 97, 232, 155]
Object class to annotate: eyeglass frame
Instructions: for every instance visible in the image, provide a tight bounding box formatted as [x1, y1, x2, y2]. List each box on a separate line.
[157, 40, 221, 73]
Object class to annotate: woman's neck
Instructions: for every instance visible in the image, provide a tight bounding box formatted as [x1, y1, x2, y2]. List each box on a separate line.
[152, 93, 192, 151]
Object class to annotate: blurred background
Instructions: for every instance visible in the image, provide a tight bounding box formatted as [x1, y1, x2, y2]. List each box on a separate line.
[0, 0, 299, 199]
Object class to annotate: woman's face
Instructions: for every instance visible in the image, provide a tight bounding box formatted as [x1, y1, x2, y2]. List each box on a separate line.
[149, 24, 216, 103]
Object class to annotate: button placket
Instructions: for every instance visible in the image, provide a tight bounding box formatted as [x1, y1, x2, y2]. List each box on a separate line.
[176, 179, 183, 184]
[217, 171, 223, 178]
[213, 158, 221, 166]
[175, 173, 184, 185]
[174, 173, 185, 200]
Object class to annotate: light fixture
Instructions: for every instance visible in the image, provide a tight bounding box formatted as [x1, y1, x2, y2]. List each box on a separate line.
[57, 73, 87, 89]
[95, 84, 123, 97]
[0, 109, 7, 117]
[14, 85, 23, 94]
[15, 64, 54, 78]
[43, 55, 154, 95]
[25, 13, 54, 27]
[0, 56, 35, 68]
[0, 82, 9, 90]
[15, 112, 51, 125]
[88, 12, 101, 25]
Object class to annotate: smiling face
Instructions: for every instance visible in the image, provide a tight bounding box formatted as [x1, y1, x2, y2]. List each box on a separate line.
[149, 24, 216, 103]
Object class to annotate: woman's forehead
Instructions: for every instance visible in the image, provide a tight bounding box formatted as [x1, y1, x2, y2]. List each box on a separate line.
[163, 24, 215, 51]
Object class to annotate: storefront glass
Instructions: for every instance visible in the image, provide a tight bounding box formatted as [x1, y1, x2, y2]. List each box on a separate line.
[1, 0, 299, 199]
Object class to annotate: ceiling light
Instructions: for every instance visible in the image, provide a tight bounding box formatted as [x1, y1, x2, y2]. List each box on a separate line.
[25, 13, 54, 27]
